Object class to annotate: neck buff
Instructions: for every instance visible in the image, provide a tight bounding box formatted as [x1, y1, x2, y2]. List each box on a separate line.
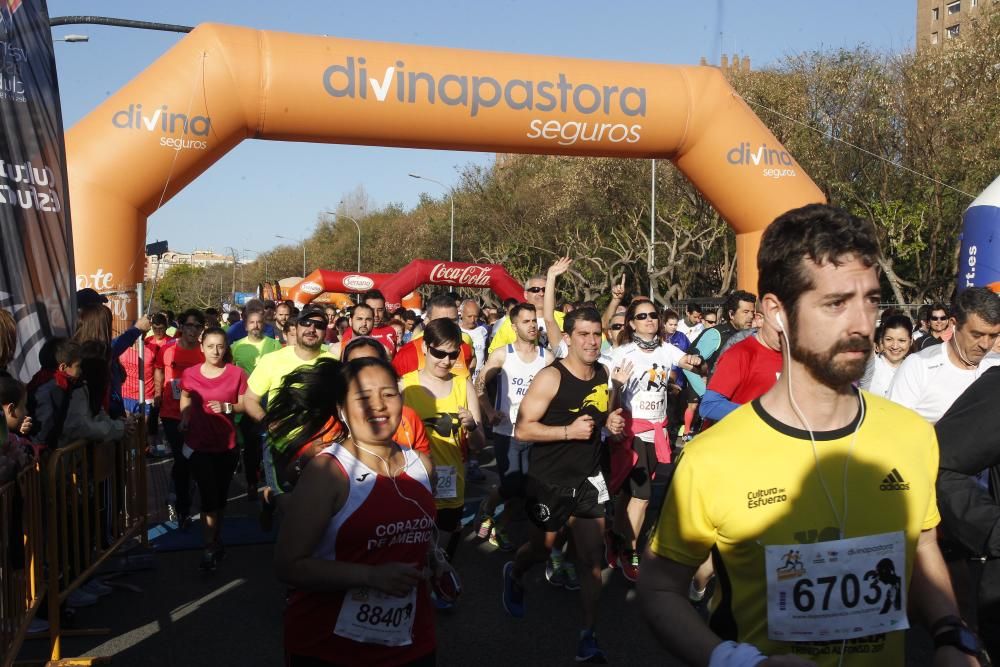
[632, 334, 660, 351]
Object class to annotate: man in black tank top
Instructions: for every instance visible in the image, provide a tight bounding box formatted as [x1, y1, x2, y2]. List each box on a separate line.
[501, 304, 625, 664]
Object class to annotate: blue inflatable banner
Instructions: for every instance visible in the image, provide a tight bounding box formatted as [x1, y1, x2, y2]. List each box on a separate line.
[958, 176, 1000, 294]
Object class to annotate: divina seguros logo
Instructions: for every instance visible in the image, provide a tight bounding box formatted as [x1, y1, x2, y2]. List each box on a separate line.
[727, 142, 797, 180]
[112, 103, 212, 151]
[322, 56, 647, 148]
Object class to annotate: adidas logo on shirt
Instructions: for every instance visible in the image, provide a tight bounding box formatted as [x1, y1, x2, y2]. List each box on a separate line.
[880, 468, 910, 491]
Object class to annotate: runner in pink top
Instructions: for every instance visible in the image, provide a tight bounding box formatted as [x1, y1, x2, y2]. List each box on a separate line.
[179, 327, 248, 571]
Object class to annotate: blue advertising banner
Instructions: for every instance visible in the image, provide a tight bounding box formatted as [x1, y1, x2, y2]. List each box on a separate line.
[0, 0, 74, 380]
[958, 175, 1000, 294]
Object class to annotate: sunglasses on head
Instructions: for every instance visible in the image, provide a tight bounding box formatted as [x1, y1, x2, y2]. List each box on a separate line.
[610, 324, 624, 331]
[526, 286, 546, 294]
[633, 312, 657, 321]
[297, 318, 326, 330]
[427, 346, 461, 361]
[929, 316, 949, 321]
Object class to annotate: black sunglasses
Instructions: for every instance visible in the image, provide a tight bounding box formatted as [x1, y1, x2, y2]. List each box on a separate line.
[526, 286, 546, 294]
[704, 318, 717, 324]
[632, 312, 657, 321]
[427, 346, 461, 361]
[929, 316, 949, 321]
[183, 321, 203, 329]
[610, 324, 624, 331]
[297, 318, 326, 330]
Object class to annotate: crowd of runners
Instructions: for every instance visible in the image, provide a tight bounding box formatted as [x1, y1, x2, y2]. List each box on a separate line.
[3, 202, 1000, 665]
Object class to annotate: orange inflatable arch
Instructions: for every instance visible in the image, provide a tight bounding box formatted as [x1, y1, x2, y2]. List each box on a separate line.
[68, 23, 824, 302]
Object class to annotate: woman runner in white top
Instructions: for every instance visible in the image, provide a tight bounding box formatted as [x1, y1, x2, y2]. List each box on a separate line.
[607, 298, 701, 582]
[860, 314, 912, 397]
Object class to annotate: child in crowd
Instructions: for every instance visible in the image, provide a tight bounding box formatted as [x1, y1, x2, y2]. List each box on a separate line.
[0, 375, 34, 483]
[33, 340, 128, 450]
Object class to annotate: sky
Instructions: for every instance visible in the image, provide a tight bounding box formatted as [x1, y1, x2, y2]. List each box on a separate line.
[52, 0, 916, 261]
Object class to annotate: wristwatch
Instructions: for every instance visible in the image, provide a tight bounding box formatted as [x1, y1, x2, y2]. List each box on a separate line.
[932, 617, 981, 657]
[223, 402, 233, 415]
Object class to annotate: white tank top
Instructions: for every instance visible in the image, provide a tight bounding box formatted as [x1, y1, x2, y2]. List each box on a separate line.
[494, 344, 547, 436]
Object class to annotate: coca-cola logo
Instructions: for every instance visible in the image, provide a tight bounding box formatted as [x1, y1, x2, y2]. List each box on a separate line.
[428, 263, 493, 287]
[298, 281, 323, 295]
[343, 274, 375, 291]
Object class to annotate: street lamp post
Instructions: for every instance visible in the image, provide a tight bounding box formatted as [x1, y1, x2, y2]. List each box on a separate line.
[275, 234, 306, 277]
[326, 209, 362, 273]
[52, 34, 89, 42]
[408, 173, 454, 262]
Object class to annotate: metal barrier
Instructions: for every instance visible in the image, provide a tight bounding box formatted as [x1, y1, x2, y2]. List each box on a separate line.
[45, 430, 146, 661]
[0, 463, 45, 667]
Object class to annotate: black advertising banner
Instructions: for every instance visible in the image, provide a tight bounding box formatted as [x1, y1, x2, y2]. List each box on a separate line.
[0, 0, 74, 380]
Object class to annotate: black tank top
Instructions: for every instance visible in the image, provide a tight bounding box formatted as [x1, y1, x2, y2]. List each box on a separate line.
[530, 359, 609, 486]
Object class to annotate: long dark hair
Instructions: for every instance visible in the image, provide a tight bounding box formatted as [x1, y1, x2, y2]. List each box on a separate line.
[264, 357, 400, 464]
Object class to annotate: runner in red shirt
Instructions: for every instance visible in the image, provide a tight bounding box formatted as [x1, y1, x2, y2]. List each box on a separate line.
[154, 309, 206, 526]
[338, 290, 399, 358]
[271, 356, 447, 667]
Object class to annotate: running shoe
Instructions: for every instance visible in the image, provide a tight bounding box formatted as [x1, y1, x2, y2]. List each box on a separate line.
[489, 525, 514, 552]
[27, 617, 49, 633]
[604, 530, 622, 570]
[431, 591, 455, 611]
[621, 550, 640, 583]
[476, 499, 495, 540]
[502, 561, 524, 618]
[66, 589, 98, 608]
[545, 552, 566, 587]
[562, 561, 580, 591]
[81, 578, 113, 597]
[466, 460, 486, 482]
[575, 629, 608, 664]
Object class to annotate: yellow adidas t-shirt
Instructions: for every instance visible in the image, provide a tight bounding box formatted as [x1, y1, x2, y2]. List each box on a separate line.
[650, 391, 939, 665]
[401, 370, 469, 510]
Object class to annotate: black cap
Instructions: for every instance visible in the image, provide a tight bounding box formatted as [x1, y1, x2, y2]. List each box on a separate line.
[297, 305, 329, 324]
[76, 288, 109, 307]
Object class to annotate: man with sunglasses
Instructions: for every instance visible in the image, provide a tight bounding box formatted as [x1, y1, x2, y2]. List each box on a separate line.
[914, 303, 950, 351]
[244, 305, 337, 515]
[488, 275, 566, 354]
[154, 308, 206, 526]
[702, 312, 718, 329]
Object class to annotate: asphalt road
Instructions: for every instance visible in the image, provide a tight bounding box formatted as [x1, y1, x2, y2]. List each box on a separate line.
[16, 451, 679, 667]
[16, 450, 934, 666]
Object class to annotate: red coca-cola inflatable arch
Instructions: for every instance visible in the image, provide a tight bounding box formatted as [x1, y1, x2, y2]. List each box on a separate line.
[285, 260, 523, 310]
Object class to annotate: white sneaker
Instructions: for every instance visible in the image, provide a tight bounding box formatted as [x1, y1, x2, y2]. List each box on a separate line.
[81, 578, 113, 597]
[66, 588, 98, 608]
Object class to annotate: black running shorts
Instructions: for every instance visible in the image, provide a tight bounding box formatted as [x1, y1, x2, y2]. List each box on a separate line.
[523, 474, 605, 533]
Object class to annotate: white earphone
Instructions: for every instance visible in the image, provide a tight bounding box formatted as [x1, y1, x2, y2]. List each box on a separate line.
[775, 312, 785, 333]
